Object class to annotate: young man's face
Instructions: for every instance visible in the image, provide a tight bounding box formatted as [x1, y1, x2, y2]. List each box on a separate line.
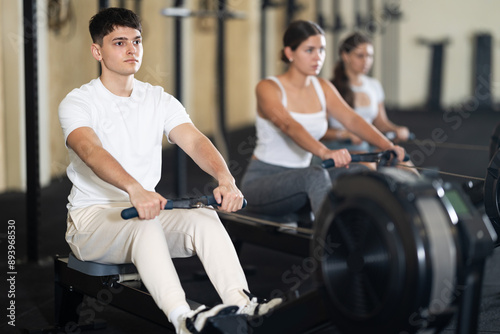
[93, 25, 143, 77]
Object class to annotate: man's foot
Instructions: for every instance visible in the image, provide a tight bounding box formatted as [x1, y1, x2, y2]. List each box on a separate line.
[238, 290, 283, 317]
[178, 304, 239, 333]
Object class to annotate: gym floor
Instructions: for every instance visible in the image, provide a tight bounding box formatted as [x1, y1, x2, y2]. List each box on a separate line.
[1, 109, 500, 334]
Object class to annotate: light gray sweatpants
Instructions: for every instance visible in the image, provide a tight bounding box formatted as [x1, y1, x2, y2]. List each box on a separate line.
[66, 203, 249, 319]
[241, 159, 368, 218]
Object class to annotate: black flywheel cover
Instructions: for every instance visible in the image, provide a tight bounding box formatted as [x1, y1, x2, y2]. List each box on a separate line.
[312, 171, 439, 333]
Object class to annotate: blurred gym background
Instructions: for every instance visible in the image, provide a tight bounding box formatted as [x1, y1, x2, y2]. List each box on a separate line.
[1, 1, 499, 333]
[1, 0, 499, 194]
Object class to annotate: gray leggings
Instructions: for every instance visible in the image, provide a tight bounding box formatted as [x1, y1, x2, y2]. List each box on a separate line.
[240, 159, 367, 218]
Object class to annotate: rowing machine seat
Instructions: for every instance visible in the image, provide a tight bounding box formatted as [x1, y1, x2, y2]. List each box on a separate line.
[67, 253, 137, 277]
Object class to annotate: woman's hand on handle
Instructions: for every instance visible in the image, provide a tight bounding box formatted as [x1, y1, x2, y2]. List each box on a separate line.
[322, 148, 352, 168]
[390, 145, 406, 162]
[394, 126, 410, 143]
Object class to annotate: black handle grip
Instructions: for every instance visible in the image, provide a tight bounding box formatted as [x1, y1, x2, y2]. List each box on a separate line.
[120, 195, 247, 220]
[121, 207, 140, 220]
[321, 151, 410, 168]
[385, 131, 416, 141]
[321, 154, 362, 168]
[335, 132, 416, 145]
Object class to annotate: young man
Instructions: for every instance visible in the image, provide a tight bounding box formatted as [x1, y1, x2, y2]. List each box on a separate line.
[58, 7, 280, 334]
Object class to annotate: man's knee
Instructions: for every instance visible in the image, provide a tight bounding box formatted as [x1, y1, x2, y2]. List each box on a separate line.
[199, 211, 224, 228]
[190, 210, 226, 234]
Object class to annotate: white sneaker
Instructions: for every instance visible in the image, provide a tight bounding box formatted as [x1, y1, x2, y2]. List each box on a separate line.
[238, 290, 283, 317]
[178, 304, 238, 334]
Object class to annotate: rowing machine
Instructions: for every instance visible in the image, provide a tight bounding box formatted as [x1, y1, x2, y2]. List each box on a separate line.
[220, 150, 410, 258]
[48, 253, 332, 334]
[238, 169, 495, 333]
[29, 196, 251, 334]
[38, 171, 496, 334]
[221, 165, 498, 333]
[312, 168, 496, 333]
[29, 253, 248, 334]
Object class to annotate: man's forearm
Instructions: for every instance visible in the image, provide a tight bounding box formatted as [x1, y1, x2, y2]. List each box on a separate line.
[82, 145, 142, 194]
[189, 136, 235, 185]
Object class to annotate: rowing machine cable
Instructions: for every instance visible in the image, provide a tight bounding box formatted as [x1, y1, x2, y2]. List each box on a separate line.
[396, 164, 485, 181]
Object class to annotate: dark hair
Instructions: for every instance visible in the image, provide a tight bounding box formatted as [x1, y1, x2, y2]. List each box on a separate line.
[331, 32, 372, 107]
[89, 7, 142, 45]
[281, 20, 325, 64]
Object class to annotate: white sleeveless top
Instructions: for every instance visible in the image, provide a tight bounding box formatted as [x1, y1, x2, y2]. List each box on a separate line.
[329, 75, 384, 129]
[253, 76, 328, 168]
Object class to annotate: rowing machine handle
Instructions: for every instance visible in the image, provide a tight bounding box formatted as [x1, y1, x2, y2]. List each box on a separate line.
[386, 131, 416, 141]
[321, 152, 410, 168]
[322, 154, 363, 168]
[120, 195, 247, 220]
[341, 132, 416, 145]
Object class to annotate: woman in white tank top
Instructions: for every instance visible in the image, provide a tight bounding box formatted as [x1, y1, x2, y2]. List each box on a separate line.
[241, 21, 406, 222]
[327, 32, 410, 151]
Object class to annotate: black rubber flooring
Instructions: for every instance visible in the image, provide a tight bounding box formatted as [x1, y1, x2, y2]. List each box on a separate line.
[1, 109, 500, 334]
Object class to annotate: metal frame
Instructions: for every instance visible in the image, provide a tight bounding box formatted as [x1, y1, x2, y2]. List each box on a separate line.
[44, 255, 334, 334]
[53, 256, 175, 331]
[24, 0, 40, 263]
[173, 0, 187, 197]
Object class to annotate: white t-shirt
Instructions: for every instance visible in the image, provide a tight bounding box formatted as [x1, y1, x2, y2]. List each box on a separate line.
[59, 78, 192, 210]
[329, 75, 384, 129]
[253, 76, 328, 168]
